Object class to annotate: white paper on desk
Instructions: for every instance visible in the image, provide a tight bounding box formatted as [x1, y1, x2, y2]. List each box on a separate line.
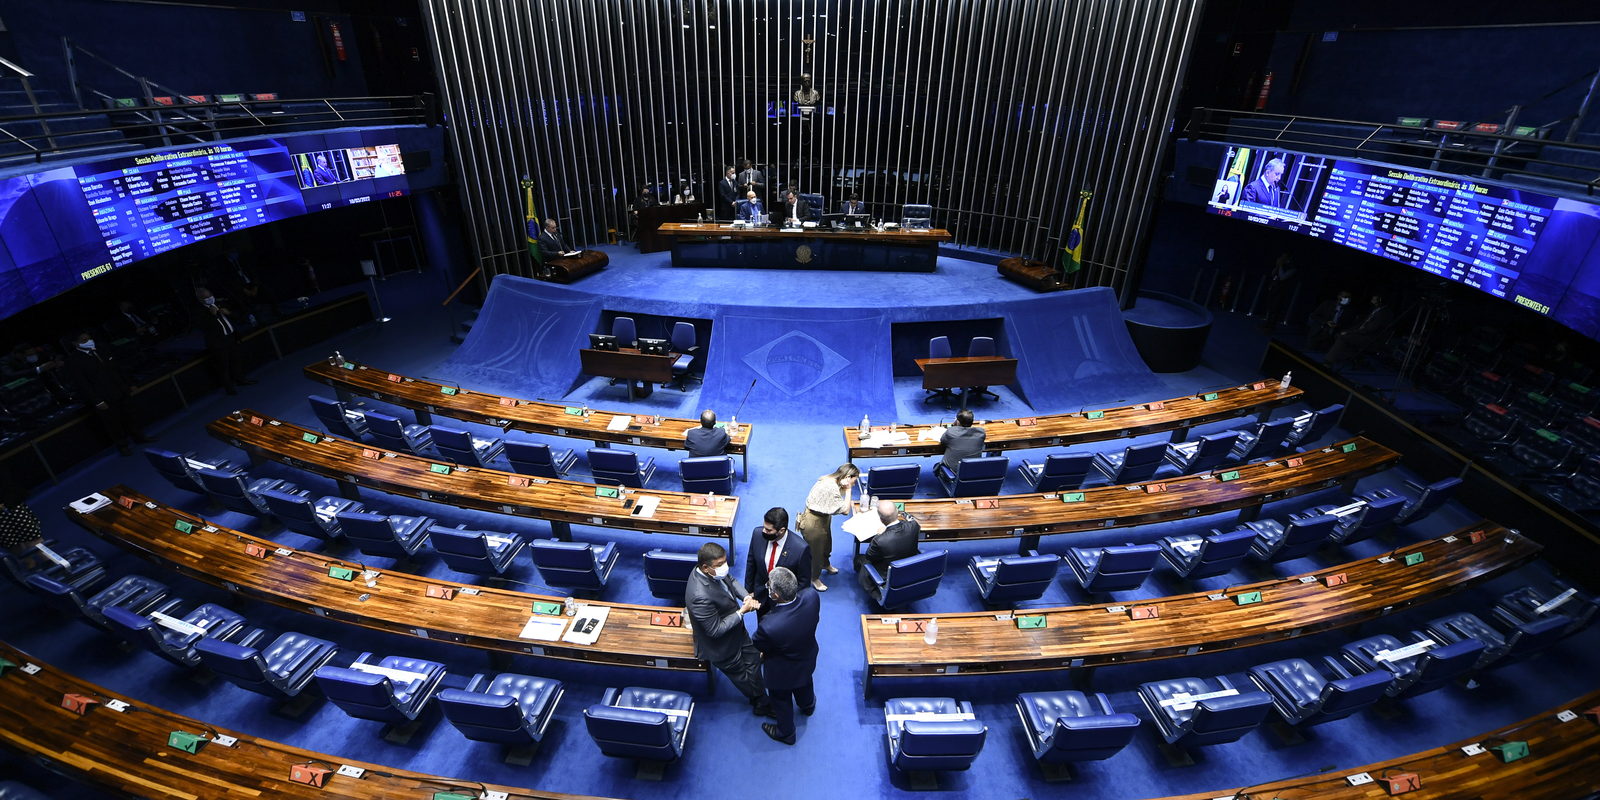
[843, 511, 887, 542]
[868, 432, 912, 448]
[519, 616, 568, 642]
[922, 426, 946, 441]
[633, 496, 660, 518]
[607, 415, 632, 431]
[562, 606, 611, 645]
[69, 493, 112, 514]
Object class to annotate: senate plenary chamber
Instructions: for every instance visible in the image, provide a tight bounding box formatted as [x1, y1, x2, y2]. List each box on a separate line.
[0, 0, 1599, 798]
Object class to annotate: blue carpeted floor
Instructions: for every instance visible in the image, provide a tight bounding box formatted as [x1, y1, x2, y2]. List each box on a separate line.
[3, 250, 1596, 800]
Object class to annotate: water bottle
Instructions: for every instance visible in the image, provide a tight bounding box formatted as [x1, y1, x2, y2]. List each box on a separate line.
[564, 596, 576, 616]
[860, 414, 870, 439]
[247, 314, 257, 327]
[1280, 371, 1293, 390]
[327, 352, 338, 366]
[924, 617, 939, 646]
[582, 402, 591, 418]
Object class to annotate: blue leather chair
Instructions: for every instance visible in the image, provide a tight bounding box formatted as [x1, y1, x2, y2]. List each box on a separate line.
[25, 573, 176, 633]
[309, 395, 369, 439]
[1, 540, 106, 593]
[314, 652, 448, 742]
[1065, 543, 1162, 595]
[1156, 528, 1258, 581]
[680, 456, 735, 494]
[858, 464, 921, 500]
[588, 448, 656, 488]
[612, 317, 638, 348]
[863, 550, 949, 609]
[1424, 611, 1568, 671]
[1020, 453, 1095, 493]
[1015, 690, 1140, 770]
[195, 630, 340, 713]
[1357, 477, 1462, 526]
[429, 424, 505, 467]
[439, 672, 565, 761]
[335, 510, 435, 560]
[104, 603, 258, 669]
[429, 524, 525, 576]
[364, 411, 434, 455]
[924, 336, 957, 405]
[1246, 658, 1392, 728]
[800, 193, 825, 222]
[901, 204, 933, 228]
[144, 449, 236, 496]
[1292, 495, 1405, 546]
[584, 686, 694, 767]
[0, 781, 52, 800]
[1285, 404, 1344, 449]
[1494, 580, 1596, 638]
[669, 322, 699, 390]
[883, 697, 987, 777]
[1240, 514, 1338, 564]
[1163, 431, 1241, 474]
[644, 549, 699, 602]
[935, 456, 1008, 497]
[531, 539, 620, 590]
[1333, 633, 1485, 700]
[196, 469, 297, 518]
[505, 440, 578, 479]
[259, 489, 363, 542]
[967, 551, 1060, 605]
[965, 337, 1001, 401]
[1091, 442, 1166, 485]
[1228, 417, 1296, 463]
[1137, 675, 1273, 754]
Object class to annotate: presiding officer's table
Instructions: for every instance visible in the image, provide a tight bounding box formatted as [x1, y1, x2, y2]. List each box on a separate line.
[206, 410, 740, 549]
[68, 487, 707, 677]
[659, 221, 953, 272]
[304, 359, 753, 480]
[578, 347, 675, 401]
[844, 381, 1303, 460]
[861, 521, 1539, 695]
[916, 355, 1019, 409]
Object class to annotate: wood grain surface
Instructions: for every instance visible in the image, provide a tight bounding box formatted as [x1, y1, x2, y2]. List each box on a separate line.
[657, 221, 953, 243]
[66, 486, 707, 673]
[843, 380, 1303, 459]
[890, 436, 1399, 541]
[205, 409, 739, 542]
[0, 639, 624, 800]
[862, 521, 1539, 681]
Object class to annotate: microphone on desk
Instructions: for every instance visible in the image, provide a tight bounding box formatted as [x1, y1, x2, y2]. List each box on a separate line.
[732, 378, 757, 421]
[421, 375, 461, 392]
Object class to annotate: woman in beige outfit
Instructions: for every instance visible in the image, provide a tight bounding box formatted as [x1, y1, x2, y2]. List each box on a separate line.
[797, 463, 859, 591]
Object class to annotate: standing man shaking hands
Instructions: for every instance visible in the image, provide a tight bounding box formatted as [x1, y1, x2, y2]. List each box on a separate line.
[753, 567, 820, 745]
[686, 542, 775, 719]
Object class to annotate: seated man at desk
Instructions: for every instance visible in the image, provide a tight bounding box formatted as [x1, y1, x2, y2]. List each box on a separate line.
[841, 193, 866, 215]
[738, 190, 765, 222]
[855, 499, 920, 600]
[537, 219, 580, 276]
[937, 409, 986, 473]
[782, 190, 810, 226]
[686, 410, 730, 457]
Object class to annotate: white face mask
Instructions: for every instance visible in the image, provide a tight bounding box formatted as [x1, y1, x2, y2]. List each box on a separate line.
[24, 354, 38, 363]
[712, 563, 729, 579]
[203, 296, 216, 307]
[1339, 297, 1349, 305]
[684, 189, 691, 195]
[78, 340, 95, 351]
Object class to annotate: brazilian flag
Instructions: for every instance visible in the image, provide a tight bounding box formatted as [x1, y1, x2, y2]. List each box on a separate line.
[522, 179, 542, 266]
[1063, 190, 1091, 274]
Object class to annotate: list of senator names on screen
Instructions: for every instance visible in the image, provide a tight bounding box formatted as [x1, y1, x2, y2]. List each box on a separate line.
[76, 149, 271, 267]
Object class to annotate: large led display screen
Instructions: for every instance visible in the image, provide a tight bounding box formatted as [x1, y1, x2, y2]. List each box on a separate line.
[1208, 145, 1600, 340]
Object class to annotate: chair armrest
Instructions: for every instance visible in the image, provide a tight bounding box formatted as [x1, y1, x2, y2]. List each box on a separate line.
[235, 627, 268, 649]
[1403, 479, 1426, 493]
[353, 652, 376, 666]
[152, 598, 186, 616]
[1322, 654, 1356, 679]
[862, 563, 885, 588]
[465, 673, 489, 693]
[1216, 675, 1237, 691]
[1025, 550, 1040, 558]
[1093, 692, 1117, 716]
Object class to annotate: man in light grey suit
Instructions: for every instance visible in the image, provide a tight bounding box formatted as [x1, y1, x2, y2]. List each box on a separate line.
[686, 542, 775, 718]
[937, 408, 987, 473]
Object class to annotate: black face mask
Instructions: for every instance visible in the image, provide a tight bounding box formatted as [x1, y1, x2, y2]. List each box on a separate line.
[762, 528, 782, 542]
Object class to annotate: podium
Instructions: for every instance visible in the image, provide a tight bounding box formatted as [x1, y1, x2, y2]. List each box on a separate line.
[546, 250, 608, 284]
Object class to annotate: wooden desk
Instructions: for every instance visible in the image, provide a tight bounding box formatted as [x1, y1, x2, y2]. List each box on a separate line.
[844, 381, 1303, 460]
[915, 356, 1020, 410]
[578, 347, 675, 401]
[205, 410, 740, 549]
[658, 222, 954, 272]
[67, 486, 707, 679]
[638, 202, 704, 252]
[889, 435, 1399, 550]
[860, 521, 1539, 696]
[545, 249, 609, 283]
[0, 640, 619, 800]
[303, 359, 753, 480]
[1164, 687, 1600, 800]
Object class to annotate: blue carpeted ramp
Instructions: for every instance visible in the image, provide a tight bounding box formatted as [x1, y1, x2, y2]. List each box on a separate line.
[434, 277, 603, 400]
[1003, 287, 1169, 409]
[698, 309, 897, 422]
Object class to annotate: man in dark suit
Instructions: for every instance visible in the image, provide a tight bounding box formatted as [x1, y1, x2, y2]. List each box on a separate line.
[1242, 157, 1285, 208]
[1306, 289, 1354, 350]
[718, 166, 741, 220]
[782, 190, 810, 226]
[937, 409, 986, 473]
[538, 218, 574, 261]
[1324, 292, 1395, 369]
[686, 542, 775, 718]
[685, 409, 730, 457]
[107, 300, 159, 343]
[195, 287, 255, 395]
[62, 330, 155, 456]
[841, 193, 866, 216]
[752, 567, 820, 745]
[744, 507, 812, 616]
[855, 499, 921, 600]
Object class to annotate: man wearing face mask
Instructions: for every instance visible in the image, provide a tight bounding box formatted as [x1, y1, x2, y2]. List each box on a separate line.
[744, 507, 812, 617]
[63, 330, 155, 457]
[1, 343, 65, 382]
[1306, 289, 1354, 350]
[195, 286, 255, 395]
[752, 567, 820, 745]
[686, 541, 774, 718]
